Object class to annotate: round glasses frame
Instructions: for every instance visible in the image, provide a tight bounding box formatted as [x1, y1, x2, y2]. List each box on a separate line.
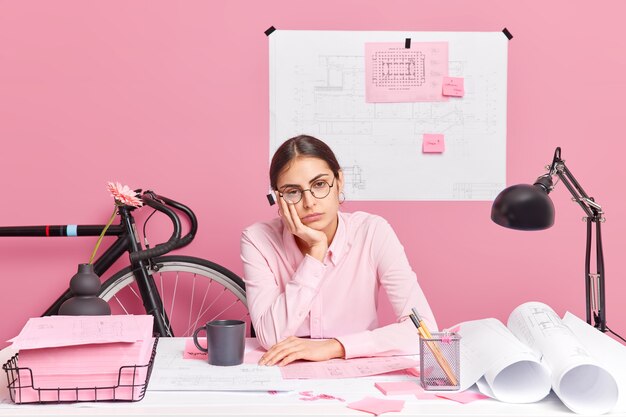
[278, 177, 336, 205]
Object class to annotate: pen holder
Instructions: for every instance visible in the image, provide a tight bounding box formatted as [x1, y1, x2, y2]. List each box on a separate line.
[419, 332, 461, 391]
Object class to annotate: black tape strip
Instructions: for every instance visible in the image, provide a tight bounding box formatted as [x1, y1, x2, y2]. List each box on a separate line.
[405, 38, 411, 48]
[502, 28, 513, 40]
[266, 193, 276, 206]
[265, 26, 276, 36]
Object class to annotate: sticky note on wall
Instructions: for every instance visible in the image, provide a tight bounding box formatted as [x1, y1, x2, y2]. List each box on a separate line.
[423, 134, 445, 153]
[442, 77, 464, 97]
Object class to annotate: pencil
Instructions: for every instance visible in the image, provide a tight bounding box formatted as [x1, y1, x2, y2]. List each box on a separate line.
[409, 312, 458, 386]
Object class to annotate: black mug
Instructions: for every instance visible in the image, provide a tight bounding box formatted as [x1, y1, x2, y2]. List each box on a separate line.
[193, 319, 245, 366]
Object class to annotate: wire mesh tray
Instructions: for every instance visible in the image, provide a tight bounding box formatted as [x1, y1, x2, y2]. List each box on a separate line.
[2, 335, 159, 404]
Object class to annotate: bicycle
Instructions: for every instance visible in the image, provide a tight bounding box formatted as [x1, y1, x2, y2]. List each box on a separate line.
[0, 190, 251, 338]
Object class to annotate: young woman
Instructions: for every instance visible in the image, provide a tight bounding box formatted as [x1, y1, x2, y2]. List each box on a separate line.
[240, 135, 437, 366]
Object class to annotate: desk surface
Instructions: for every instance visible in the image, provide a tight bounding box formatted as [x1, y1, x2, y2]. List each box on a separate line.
[0, 338, 619, 417]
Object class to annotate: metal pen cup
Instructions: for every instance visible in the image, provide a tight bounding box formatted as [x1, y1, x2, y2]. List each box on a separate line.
[419, 332, 461, 391]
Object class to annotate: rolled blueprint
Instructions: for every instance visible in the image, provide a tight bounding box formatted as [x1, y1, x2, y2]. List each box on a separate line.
[508, 302, 618, 415]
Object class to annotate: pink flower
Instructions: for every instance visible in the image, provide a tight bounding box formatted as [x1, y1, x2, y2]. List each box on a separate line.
[90, 182, 142, 264]
[106, 181, 143, 207]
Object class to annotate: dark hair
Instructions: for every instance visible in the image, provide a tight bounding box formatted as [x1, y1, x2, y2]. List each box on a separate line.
[270, 135, 341, 190]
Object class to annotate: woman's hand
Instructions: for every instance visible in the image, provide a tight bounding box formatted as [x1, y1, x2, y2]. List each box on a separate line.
[258, 336, 345, 366]
[277, 194, 328, 261]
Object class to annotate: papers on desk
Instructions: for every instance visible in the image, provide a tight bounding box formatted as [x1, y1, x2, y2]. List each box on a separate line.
[7, 315, 155, 403]
[280, 356, 419, 379]
[151, 338, 420, 392]
[151, 338, 294, 391]
[454, 301, 619, 415]
[8, 314, 147, 349]
[562, 312, 626, 413]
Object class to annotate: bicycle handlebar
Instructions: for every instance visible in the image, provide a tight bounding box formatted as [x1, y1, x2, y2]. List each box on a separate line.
[128, 191, 198, 263]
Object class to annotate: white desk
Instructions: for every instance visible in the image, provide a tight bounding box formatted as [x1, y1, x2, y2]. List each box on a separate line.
[0, 338, 619, 417]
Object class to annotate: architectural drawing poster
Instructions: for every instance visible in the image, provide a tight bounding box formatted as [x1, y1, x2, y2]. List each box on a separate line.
[269, 31, 508, 201]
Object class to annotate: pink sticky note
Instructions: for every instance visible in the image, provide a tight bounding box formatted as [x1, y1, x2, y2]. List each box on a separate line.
[183, 338, 208, 360]
[436, 391, 490, 404]
[375, 381, 422, 396]
[442, 77, 464, 97]
[347, 396, 405, 416]
[422, 134, 444, 153]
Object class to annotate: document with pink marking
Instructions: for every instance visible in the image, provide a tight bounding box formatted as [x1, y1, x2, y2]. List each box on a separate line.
[280, 356, 419, 379]
[8, 315, 149, 349]
[365, 42, 448, 103]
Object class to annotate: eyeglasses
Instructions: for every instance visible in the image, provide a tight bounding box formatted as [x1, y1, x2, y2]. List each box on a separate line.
[278, 177, 336, 204]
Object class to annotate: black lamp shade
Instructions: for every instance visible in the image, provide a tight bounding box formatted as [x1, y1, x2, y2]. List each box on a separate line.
[491, 184, 555, 230]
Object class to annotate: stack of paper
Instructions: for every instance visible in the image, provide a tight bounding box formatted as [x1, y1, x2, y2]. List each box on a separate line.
[7, 315, 155, 403]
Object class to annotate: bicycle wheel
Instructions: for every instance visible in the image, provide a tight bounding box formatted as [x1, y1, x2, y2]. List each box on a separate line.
[98, 256, 250, 337]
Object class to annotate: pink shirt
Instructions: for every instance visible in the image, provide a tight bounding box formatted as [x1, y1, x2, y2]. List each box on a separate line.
[240, 211, 437, 359]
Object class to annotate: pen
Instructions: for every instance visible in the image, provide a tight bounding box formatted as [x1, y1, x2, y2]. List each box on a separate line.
[411, 307, 433, 338]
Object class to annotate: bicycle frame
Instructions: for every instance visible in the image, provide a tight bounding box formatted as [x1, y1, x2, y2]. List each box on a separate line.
[0, 191, 198, 337]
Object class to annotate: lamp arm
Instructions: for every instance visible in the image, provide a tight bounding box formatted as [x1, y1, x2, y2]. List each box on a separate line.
[548, 148, 606, 331]
[549, 150, 603, 220]
[553, 165, 597, 219]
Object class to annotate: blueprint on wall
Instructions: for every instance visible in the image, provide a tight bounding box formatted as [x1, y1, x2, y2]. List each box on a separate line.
[269, 31, 508, 201]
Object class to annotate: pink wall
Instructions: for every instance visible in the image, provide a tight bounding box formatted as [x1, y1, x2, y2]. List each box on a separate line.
[1, 1, 625, 347]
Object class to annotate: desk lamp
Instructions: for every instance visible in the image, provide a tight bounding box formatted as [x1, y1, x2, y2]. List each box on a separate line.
[491, 147, 623, 341]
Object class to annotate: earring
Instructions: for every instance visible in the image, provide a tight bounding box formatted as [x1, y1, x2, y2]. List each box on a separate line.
[339, 192, 346, 204]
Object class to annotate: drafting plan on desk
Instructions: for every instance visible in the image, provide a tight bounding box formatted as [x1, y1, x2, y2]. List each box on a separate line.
[269, 31, 508, 200]
[280, 356, 419, 379]
[150, 339, 295, 391]
[150, 339, 420, 391]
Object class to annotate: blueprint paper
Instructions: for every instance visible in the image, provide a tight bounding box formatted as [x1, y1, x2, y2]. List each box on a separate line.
[365, 42, 448, 103]
[270, 30, 507, 201]
[455, 318, 550, 402]
[452, 302, 619, 414]
[563, 312, 626, 413]
[280, 356, 419, 379]
[150, 338, 294, 392]
[507, 302, 618, 415]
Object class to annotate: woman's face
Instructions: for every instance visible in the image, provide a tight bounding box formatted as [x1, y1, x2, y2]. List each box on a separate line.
[276, 156, 343, 238]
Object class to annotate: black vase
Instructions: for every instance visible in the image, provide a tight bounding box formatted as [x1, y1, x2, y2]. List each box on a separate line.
[58, 263, 111, 316]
